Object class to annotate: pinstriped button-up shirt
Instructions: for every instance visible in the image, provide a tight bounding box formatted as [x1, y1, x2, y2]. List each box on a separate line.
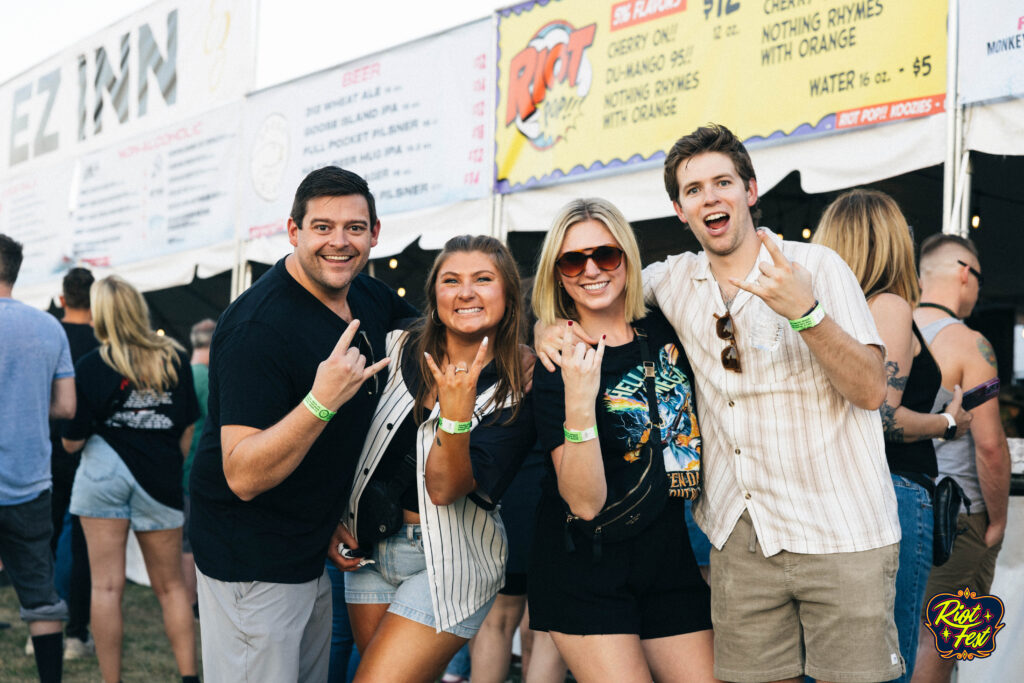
[643, 232, 900, 556]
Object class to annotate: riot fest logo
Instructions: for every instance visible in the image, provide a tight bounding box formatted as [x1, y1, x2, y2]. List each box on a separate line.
[923, 586, 1005, 661]
[505, 21, 596, 149]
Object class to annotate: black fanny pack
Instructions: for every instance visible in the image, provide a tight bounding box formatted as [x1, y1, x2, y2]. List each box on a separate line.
[932, 476, 971, 567]
[356, 452, 417, 550]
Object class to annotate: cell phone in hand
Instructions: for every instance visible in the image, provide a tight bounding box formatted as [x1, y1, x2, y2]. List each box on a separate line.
[961, 377, 1000, 411]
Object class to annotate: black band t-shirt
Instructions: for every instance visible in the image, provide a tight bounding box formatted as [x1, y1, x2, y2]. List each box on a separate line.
[64, 348, 198, 510]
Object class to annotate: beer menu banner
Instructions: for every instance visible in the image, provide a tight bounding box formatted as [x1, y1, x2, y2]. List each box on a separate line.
[495, 0, 947, 191]
[959, 0, 1024, 105]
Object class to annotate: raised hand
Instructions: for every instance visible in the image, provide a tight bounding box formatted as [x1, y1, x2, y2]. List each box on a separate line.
[424, 336, 490, 423]
[730, 229, 816, 320]
[560, 324, 607, 410]
[311, 320, 391, 411]
[534, 318, 599, 372]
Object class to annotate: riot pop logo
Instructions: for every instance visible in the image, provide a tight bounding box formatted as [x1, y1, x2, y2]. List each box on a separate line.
[923, 586, 1005, 661]
[504, 21, 597, 149]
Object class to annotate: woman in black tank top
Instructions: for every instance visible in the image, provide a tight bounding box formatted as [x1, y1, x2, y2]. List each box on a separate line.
[813, 190, 970, 683]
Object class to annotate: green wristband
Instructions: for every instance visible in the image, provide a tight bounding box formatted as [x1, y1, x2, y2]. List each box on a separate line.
[563, 424, 598, 443]
[789, 301, 825, 331]
[439, 417, 472, 434]
[303, 392, 336, 422]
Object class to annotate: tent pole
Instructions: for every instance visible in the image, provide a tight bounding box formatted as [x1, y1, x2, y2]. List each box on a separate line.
[942, 0, 960, 234]
[958, 154, 973, 238]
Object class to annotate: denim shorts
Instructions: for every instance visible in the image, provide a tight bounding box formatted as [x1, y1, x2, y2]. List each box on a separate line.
[69, 435, 184, 531]
[344, 524, 494, 639]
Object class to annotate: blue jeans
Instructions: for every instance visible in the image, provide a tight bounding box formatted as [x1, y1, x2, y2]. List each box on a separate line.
[890, 473, 933, 683]
[327, 561, 360, 682]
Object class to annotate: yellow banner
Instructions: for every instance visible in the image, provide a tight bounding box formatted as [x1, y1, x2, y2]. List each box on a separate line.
[495, 0, 947, 191]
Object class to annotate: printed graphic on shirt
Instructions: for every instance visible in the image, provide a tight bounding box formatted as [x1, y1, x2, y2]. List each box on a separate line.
[603, 343, 701, 478]
[923, 586, 1005, 661]
[107, 389, 174, 430]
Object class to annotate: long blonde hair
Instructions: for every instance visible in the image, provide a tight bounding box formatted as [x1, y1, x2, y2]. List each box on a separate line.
[812, 189, 921, 305]
[91, 276, 183, 393]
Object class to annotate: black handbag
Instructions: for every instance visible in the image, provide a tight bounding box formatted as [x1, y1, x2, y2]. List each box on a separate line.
[932, 476, 971, 567]
[564, 327, 669, 558]
[356, 452, 417, 550]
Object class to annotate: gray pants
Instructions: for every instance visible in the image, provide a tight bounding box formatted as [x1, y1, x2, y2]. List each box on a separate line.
[196, 567, 332, 683]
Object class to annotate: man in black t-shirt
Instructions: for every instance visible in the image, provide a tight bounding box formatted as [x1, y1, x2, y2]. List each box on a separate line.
[48, 267, 98, 660]
[188, 167, 415, 683]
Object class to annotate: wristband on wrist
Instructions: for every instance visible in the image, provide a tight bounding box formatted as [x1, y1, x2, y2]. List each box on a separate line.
[940, 412, 957, 440]
[789, 301, 825, 331]
[303, 392, 336, 422]
[438, 416, 472, 434]
[563, 424, 598, 443]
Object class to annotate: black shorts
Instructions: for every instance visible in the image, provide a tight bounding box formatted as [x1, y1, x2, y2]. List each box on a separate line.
[528, 496, 711, 639]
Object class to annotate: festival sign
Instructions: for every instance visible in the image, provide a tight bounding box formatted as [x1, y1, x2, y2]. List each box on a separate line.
[495, 0, 947, 191]
[959, 0, 1024, 104]
[240, 19, 494, 241]
[0, 0, 255, 175]
[67, 103, 241, 270]
[0, 160, 76, 286]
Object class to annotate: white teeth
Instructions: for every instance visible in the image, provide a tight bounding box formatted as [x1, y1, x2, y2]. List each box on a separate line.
[705, 212, 727, 223]
[456, 307, 483, 314]
[582, 282, 608, 291]
[323, 255, 352, 261]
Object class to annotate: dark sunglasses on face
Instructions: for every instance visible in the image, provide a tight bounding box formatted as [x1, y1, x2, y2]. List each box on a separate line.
[957, 260, 984, 287]
[714, 312, 741, 373]
[555, 245, 625, 277]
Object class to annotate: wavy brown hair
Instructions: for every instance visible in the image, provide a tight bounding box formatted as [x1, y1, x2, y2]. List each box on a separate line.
[91, 276, 184, 393]
[410, 235, 525, 424]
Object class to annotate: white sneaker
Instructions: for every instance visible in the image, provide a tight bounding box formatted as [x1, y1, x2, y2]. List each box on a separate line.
[64, 636, 96, 660]
[24, 635, 33, 655]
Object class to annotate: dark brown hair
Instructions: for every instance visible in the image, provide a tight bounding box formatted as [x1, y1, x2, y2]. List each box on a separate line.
[411, 235, 526, 423]
[663, 124, 761, 222]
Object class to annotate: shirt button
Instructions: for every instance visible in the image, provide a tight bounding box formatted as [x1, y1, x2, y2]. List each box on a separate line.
[744, 492, 752, 500]
[363, 468, 370, 475]
[386, 423, 394, 430]
[734, 448, 741, 455]
[728, 401, 735, 407]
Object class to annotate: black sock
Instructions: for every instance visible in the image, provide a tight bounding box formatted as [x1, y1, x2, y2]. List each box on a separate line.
[182, 676, 200, 683]
[31, 632, 63, 683]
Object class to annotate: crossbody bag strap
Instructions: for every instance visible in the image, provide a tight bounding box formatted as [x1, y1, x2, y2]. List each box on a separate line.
[634, 326, 663, 447]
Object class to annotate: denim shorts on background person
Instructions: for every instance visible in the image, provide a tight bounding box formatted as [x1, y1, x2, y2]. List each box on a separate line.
[344, 524, 494, 639]
[890, 473, 934, 683]
[69, 435, 184, 531]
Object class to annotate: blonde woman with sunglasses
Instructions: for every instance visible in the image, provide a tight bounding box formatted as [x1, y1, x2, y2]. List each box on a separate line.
[528, 198, 715, 683]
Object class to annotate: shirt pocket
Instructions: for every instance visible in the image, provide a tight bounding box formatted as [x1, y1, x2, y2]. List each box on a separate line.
[744, 304, 806, 388]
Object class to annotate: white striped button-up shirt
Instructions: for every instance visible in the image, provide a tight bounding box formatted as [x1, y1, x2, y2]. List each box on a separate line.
[643, 231, 900, 556]
[345, 329, 516, 633]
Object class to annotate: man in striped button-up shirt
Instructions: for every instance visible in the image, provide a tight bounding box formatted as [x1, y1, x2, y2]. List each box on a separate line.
[646, 126, 903, 683]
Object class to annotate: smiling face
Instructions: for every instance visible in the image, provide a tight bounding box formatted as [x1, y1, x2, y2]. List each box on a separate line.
[558, 218, 627, 318]
[672, 151, 759, 260]
[287, 194, 380, 301]
[435, 250, 507, 340]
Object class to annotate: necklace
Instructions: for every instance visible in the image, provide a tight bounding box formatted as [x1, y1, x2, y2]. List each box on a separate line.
[917, 302, 959, 319]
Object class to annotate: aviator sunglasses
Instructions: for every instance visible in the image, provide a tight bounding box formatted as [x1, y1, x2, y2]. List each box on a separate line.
[555, 245, 625, 277]
[714, 311, 741, 373]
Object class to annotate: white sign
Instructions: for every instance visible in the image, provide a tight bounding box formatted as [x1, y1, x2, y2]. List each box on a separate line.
[240, 19, 495, 240]
[959, 1, 1024, 104]
[0, 0, 255, 174]
[68, 103, 242, 270]
[0, 160, 76, 286]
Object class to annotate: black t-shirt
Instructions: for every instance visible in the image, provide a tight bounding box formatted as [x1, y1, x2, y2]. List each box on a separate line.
[366, 338, 537, 513]
[50, 322, 100, 462]
[533, 308, 701, 504]
[188, 258, 418, 584]
[885, 322, 940, 477]
[64, 348, 198, 509]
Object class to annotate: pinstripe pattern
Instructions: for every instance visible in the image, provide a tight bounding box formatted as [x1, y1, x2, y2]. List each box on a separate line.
[345, 329, 513, 633]
[643, 231, 900, 557]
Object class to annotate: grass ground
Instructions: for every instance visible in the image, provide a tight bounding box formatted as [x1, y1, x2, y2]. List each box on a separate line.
[0, 580, 201, 682]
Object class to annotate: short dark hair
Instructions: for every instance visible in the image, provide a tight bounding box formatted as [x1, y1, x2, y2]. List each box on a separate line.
[62, 267, 95, 309]
[919, 233, 979, 261]
[664, 124, 761, 222]
[290, 166, 377, 230]
[0, 234, 24, 286]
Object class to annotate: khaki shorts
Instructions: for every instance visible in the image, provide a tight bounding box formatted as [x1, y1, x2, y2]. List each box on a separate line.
[709, 510, 903, 683]
[921, 511, 1002, 619]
